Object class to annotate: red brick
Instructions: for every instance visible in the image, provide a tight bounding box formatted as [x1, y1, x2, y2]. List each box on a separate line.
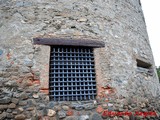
[66, 109, 74, 116]
[33, 80, 40, 85]
[96, 105, 104, 113]
[40, 88, 49, 94]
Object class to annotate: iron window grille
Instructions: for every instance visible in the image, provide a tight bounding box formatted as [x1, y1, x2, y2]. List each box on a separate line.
[49, 46, 97, 101]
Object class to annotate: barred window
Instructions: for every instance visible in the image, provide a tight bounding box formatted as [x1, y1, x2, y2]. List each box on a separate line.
[49, 46, 97, 101]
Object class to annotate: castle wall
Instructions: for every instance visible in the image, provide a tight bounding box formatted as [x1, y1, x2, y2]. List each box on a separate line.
[0, 0, 160, 119]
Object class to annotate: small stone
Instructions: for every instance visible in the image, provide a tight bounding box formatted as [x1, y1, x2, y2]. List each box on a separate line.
[131, 104, 136, 108]
[0, 97, 11, 104]
[26, 107, 34, 111]
[141, 108, 148, 112]
[136, 116, 144, 119]
[8, 103, 16, 109]
[118, 108, 124, 112]
[47, 101, 55, 109]
[15, 114, 26, 120]
[113, 116, 118, 120]
[66, 110, 74, 116]
[27, 99, 36, 106]
[102, 104, 108, 109]
[19, 101, 27, 106]
[0, 105, 8, 110]
[58, 110, 66, 119]
[12, 110, 18, 115]
[83, 103, 95, 110]
[47, 109, 56, 117]
[54, 105, 61, 111]
[20, 93, 28, 100]
[37, 103, 45, 110]
[79, 115, 89, 120]
[123, 115, 130, 120]
[77, 18, 88, 22]
[33, 94, 39, 99]
[141, 103, 146, 108]
[24, 59, 34, 67]
[6, 109, 12, 113]
[65, 116, 79, 120]
[118, 118, 123, 120]
[4, 81, 18, 87]
[43, 108, 48, 116]
[93, 100, 97, 105]
[71, 102, 83, 110]
[75, 105, 83, 110]
[0, 112, 7, 120]
[11, 98, 19, 104]
[108, 103, 113, 107]
[18, 107, 24, 113]
[6, 113, 14, 119]
[96, 106, 104, 113]
[90, 113, 102, 120]
[17, 88, 24, 92]
[62, 105, 70, 111]
[129, 114, 136, 120]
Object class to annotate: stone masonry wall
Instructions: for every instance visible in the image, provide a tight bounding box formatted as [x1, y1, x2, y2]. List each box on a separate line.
[0, 0, 160, 119]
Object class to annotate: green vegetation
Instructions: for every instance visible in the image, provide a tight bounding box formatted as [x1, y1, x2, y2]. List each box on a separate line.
[156, 66, 160, 81]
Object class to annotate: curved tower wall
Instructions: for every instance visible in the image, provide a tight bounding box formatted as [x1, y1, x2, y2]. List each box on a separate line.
[0, 0, 159, 119]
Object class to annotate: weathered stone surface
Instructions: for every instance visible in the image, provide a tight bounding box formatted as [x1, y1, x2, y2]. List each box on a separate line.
[58, 110, 66, 119]
[83, 103, 95, 110]
[37, 103, 46, 110]
[6, 108, 12, 113]
[65, 116, 79, 120]
[0, 0, 160, 119]
[12, 110, 18, 115]
[47, 109, 56, 117]
[8, 103, 16, 109]
[71, 102, 84, 110]
[0, 97, 11, 104]
[0, 112, 7, 120]
[32, 93, 39, 99]
[18, 107, 24, 113]
[90, 113, 103, 120]
[19, 101, 27, 106]
[4, 81, 18, 87]
[62, 105, 70, 111]
[123, 115, 130, 120]
[0, 0, 159, 100]
[6, 113, 14, 119]
[26, 107, 34, 111]
[47, 101, 55, 109]
[79, 115, 89, 120]
[11, 98, 19, 104]
[15, 114, 26, 120]
[54, 105, 61, 111]
[77, 18, 88, 22]
[0, 105, 8, 110]
[27, 99, 36, 106]
[24, 59, 34, 67]
[20, 93, 28, 100]
[42, 108, 48, 116]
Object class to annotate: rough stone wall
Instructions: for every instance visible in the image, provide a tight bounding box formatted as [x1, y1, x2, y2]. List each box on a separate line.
[0, 0, 160, 119]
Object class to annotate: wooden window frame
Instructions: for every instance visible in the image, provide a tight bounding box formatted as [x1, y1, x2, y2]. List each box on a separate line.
[33, 37, 105, 48]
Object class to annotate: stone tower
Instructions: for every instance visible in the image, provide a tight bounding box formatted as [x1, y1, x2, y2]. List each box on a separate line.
[0, 0, 160, 119]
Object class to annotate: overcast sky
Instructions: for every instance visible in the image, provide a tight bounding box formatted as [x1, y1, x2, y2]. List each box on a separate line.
[140, 0, 160, 66]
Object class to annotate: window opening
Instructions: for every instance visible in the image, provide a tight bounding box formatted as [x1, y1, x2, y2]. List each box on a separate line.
[49, 46, 97, 101]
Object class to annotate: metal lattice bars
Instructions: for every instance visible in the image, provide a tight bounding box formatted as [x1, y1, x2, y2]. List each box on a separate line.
[49, 46, 97, 101]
